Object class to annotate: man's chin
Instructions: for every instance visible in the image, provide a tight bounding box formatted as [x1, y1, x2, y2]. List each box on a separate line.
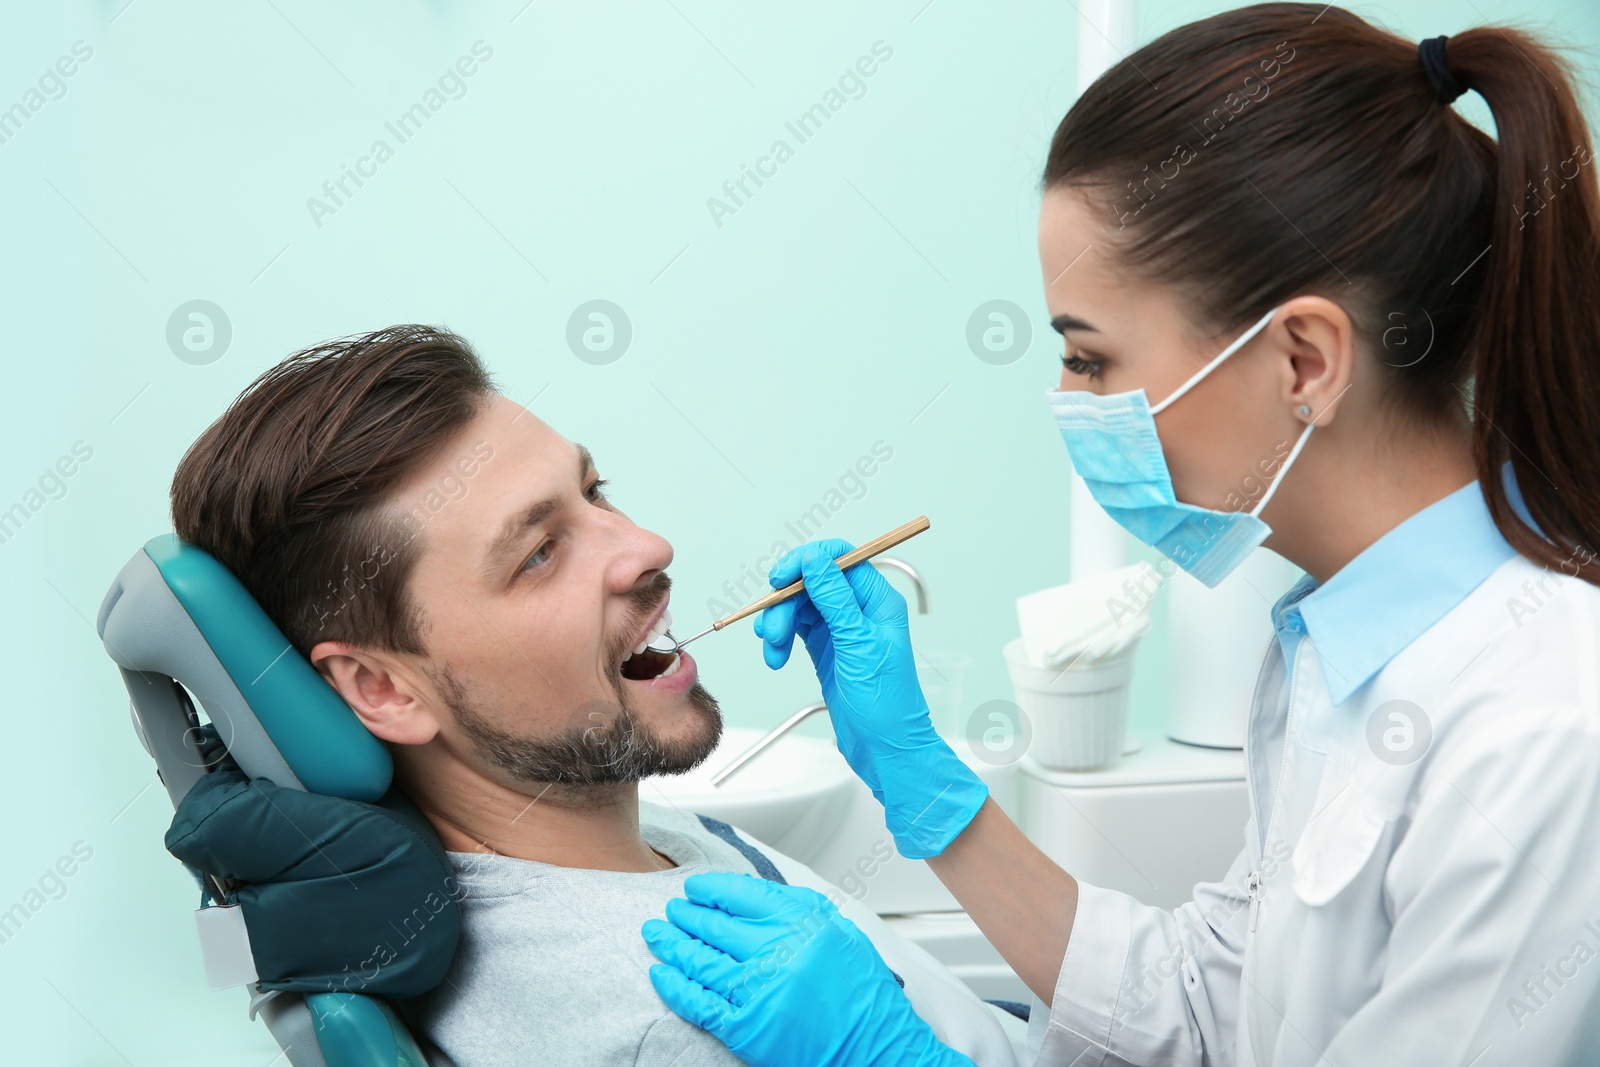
[637, 682, 723, 776]
[438, 656, 724, 786]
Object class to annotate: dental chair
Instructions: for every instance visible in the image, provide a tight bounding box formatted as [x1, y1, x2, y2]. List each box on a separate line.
[97, 534, 456, 1067]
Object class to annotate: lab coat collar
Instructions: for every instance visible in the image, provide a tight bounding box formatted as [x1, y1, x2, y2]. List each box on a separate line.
[1272, 469, 1519, 706]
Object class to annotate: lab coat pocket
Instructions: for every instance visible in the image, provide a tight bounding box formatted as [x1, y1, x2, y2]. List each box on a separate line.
[1290, 787, 1388, 908]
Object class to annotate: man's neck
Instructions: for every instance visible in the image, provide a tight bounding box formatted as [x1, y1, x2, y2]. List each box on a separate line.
[397, 759, 676, 873]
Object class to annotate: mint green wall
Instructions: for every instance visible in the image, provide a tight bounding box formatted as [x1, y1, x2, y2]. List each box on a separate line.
[4, 1, 1595, 1062]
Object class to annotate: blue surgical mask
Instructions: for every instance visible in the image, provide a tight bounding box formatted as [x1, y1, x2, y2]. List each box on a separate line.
[1046, 307, 1315, 588]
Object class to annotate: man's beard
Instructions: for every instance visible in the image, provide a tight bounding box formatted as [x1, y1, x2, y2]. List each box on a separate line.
[430, 574, 723, 788]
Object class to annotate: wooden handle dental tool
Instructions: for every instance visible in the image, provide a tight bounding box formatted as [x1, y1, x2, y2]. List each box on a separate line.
[664, 515, 931, 652]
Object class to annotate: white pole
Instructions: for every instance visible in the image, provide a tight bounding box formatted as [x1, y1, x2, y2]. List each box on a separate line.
[1076, 0, 1140, 94]
[1067, 0, 1139, 583]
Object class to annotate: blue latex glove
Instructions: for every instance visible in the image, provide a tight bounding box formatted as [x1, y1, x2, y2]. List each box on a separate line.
[755, 539, 988, 859]
[643, 872, 975, 1067]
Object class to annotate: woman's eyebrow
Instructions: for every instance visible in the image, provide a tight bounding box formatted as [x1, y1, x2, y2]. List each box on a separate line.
[1051, 314, 1098, 334]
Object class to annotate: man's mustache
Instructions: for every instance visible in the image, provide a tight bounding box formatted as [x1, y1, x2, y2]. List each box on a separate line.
[604, 571, 672, 677]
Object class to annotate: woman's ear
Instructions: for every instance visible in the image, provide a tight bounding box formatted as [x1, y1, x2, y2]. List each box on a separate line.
[1277, 296, 1356, 425]
[309, 640, 441, 745]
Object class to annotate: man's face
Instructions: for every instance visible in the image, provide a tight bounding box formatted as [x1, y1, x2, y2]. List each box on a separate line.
[385, 393, 721, 790]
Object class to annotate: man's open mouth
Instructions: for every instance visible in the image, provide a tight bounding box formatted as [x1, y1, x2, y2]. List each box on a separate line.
[620, 609, 683, 681]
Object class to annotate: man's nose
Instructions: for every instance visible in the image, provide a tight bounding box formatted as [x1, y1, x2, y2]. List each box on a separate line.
[604, 515, 673, 594]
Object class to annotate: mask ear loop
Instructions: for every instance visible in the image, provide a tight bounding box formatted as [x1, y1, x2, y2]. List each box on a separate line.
[1249, 418, 1316, 518]
[1149, 307, 1281, 417]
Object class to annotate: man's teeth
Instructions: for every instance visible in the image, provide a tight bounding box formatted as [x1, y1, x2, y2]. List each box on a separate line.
[630, 609, 675, 656]
[659, 654, 682, 678]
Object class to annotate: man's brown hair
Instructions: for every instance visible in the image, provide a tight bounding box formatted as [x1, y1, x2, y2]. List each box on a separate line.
[170, 324, 497, 657]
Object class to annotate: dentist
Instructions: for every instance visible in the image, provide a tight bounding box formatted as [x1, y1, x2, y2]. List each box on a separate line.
[642, 4, 1600, 1065]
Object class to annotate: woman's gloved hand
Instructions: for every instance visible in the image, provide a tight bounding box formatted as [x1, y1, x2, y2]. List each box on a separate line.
[643, 873, 975, 1067]
[755, 539, 987, 859]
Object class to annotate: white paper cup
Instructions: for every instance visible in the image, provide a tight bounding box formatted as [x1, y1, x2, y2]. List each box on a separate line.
[1003, 636, 1139, 771]
[915, 649, 974, 739]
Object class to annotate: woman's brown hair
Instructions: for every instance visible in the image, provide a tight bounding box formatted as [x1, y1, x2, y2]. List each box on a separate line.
[1043, 2, 1600, 583]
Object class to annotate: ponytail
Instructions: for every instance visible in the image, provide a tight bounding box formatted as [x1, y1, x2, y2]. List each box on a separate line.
[1446, 29, 1600, 582]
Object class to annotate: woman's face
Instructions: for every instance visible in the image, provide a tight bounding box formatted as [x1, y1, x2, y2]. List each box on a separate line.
[1036, 185, 1300, 514]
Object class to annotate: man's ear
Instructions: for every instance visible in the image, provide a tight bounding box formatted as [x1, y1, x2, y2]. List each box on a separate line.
[309, 640, 441, 745]
[1277, 296, 1356, 426]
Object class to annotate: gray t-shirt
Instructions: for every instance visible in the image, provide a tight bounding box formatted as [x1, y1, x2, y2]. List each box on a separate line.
[397, 801, 1024, 1067]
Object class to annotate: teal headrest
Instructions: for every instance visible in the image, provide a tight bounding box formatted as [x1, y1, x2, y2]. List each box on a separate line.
[142, 533, 393, 801]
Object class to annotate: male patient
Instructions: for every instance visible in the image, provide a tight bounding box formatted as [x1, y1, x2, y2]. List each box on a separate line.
[169, 325, 1024, 1066]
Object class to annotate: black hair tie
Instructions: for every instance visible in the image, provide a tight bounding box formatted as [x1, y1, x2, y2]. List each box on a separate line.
[1418, 36, 1466, 105]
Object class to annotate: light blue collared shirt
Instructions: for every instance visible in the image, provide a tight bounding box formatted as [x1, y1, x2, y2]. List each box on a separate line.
[1268, 472, 1521, 705]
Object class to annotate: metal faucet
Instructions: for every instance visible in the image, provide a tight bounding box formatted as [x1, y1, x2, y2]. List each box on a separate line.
[873, 556, 929, 614]
[710, 701, 828, 787]
[710, 558, 929, 788]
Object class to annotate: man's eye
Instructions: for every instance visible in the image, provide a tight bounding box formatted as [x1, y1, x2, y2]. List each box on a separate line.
[521, 540, 555, 572]
[1060, 349, 1103, 380]
[522, 481, 607, 575]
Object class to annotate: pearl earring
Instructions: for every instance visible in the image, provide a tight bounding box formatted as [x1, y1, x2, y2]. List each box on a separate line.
[1296, 403, 1311, 419]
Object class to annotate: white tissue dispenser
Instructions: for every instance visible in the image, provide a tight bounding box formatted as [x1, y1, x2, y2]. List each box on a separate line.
[1012, 551, 1302, 751]
[1003, 637, 1138, 770]
[1009, 564, 1153, 767]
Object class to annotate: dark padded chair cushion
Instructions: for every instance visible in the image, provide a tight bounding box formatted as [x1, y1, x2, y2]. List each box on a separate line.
[165, 726, 461, 999]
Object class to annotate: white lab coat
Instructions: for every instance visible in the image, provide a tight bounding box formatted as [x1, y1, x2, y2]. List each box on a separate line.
[1026, 480, 1600, 1066]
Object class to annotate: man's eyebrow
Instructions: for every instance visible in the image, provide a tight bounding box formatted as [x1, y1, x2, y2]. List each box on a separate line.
[1050, 314, 1097, 334]
[480, 443, 596, 581]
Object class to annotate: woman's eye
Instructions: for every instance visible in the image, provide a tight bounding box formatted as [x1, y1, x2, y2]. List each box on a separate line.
[1060, 349, 1103, 380]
